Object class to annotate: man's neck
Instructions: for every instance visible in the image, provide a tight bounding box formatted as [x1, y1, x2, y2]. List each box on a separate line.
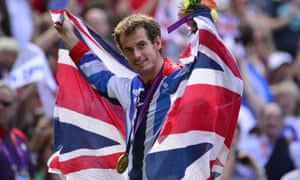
[140, 60, 164, 83]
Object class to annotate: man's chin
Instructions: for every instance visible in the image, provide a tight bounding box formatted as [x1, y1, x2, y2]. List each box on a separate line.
[135, 67, 147, 74]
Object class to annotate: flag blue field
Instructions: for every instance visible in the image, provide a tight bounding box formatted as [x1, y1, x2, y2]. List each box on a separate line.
[48, 10, 134, 179]
[49, 7, 243, 179]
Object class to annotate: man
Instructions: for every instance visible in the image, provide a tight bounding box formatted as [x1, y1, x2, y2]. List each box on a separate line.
[0, 83, 35, 179]
[82, 3, 113, 44]
[53, 2, 242, 179]
[239, 102, 295, 180]
[55, 13, 182, 179]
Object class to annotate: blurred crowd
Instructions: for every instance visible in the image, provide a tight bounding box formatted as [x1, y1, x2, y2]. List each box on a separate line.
[0, 0, 300, 179]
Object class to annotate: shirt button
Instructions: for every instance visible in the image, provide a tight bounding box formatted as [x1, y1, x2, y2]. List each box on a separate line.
[163, 83, 168, 88]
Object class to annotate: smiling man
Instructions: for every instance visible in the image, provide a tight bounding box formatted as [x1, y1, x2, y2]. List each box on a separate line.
[54, 13, 182, 179]
[53, 1, 243, 178]
[114, 16, 164, 84]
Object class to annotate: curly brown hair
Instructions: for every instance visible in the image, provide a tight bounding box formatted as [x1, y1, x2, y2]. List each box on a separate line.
[113, 14, 161, 51]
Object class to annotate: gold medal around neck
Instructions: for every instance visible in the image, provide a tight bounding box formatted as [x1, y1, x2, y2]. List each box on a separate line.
[116, 153, 128, 174]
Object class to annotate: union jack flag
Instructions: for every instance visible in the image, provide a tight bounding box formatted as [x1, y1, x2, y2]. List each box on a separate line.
[48, 6, 243, 179]
[48, 10, 134, 179]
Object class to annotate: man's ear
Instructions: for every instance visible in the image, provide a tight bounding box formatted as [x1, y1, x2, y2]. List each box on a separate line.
[154, 36, 162, 50]
[114, 40, 123, 53]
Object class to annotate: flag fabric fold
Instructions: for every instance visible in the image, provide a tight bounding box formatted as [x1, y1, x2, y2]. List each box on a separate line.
[48, 10, 134, 179]
[145, 7, 243, 179]
[48, 6, 242, 179]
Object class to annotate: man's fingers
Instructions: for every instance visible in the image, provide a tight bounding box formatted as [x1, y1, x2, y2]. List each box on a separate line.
[53, 22, 63, 33]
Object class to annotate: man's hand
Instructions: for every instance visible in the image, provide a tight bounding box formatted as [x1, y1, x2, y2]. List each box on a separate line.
[53, 13, 79, 50]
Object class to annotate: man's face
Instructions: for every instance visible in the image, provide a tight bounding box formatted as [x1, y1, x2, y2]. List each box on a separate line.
[0, 87, 16, 129]
[0, 50, 17, 70]
[261, 103, 283, 140]
[120, 27, 163, 82]
[85, 8, 110, 38]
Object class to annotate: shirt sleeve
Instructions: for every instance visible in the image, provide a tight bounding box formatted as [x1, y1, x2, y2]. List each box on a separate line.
[68, 40, 132, 109]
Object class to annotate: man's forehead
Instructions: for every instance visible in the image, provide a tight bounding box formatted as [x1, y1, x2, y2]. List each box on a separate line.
[120, 28, 149, 47]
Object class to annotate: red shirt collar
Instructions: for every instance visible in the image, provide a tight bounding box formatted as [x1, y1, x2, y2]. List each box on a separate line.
[162, 58, 183, 77]
[138, 58, 183, 84]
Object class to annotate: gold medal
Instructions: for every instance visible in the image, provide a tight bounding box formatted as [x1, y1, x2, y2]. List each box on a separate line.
[116, 153, 128, 174]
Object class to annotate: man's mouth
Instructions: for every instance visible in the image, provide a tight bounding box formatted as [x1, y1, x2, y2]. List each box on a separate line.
[135, 59, 146, 66]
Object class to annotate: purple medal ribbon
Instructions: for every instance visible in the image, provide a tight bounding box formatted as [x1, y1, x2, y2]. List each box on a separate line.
[124, 65, 164, 154]
[0, 133, 27, 170]
[134, 67, 163, 134]
[167, 12, 194, 34]
[167, 5, 213, 33]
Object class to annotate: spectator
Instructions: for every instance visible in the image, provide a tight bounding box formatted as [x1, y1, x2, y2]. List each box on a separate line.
[0, 37, 19, 79]
[14, 83, 45, 140]
[233, 0, 297, 33]
[4, 0, 34, 49]
[30, 116, 59, 180]
[291, 38, 300, 88]
[220, 123, 265, 180]
[0, 82, 35, 179]
[252, 25, 276, 67]
[215, 0, 240, 42]
[271, 80, 300, 168]
[237, 22, 273, 119]
[270, 0, 300, 58]
[0, 0, 11, 37]
[82, 2, 114, 44]
[267, 51, 293, 85]
[116, 0, 159, 17]
[239, 102, 295, 180]
[271, 80, 300, 121]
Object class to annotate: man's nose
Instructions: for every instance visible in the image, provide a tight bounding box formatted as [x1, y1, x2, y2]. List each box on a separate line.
[133, 48, 141, 59]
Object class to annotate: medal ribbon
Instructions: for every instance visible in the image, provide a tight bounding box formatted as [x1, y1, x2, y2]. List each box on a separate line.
[134, 67, 163, 134]
[167, 5, 213, 33]
[117, 60, 164, 174]
[0, 132, 26, 169]
[125, 64, 164, 154]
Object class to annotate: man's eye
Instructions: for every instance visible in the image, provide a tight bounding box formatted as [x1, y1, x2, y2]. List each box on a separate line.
[123, 49, 131, 54]
[138, 43, 146, 48]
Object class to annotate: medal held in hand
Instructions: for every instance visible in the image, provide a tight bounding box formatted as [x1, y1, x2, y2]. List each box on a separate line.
[116, 153, 128, 174]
